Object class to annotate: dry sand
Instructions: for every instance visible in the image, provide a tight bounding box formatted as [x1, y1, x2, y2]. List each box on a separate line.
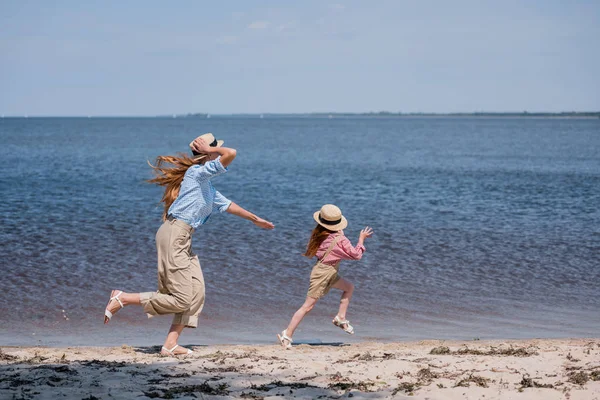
[1, 338, 599, 399]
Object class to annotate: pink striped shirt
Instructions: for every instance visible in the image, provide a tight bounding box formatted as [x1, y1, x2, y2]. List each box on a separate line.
[316, 232, 366, 266]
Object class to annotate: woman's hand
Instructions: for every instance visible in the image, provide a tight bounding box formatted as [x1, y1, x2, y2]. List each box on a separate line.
[226, 202, 274, 229]
[192, 137, 236, 167]
[359, 226, 374, 241]
[253, 217, 275, 230]
[191, 137, 212, 154]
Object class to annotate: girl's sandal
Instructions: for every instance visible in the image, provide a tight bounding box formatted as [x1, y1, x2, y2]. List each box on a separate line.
[104, 290, 124, 324]
[277, 330, 293, 349]
[160, 345, 193, 357]
[332, 315, 355, 335]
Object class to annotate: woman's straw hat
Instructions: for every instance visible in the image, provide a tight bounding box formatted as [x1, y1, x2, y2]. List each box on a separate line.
[189, 132, 224, 159]
[313, 204, 348, 231]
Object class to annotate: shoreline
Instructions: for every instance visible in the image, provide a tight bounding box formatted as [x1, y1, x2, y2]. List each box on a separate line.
[2, 338, 599, 399]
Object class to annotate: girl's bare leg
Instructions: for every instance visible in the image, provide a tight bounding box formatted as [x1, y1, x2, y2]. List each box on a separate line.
[331, 278, 354, 321]
[285, 296, 318, 338]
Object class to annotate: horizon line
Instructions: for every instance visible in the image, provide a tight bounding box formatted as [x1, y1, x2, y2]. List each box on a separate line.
[1, 110, 599, 118]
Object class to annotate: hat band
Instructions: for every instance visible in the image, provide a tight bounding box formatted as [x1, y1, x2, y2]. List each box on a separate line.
[319, 215, 342, 226]
[192, 138, 218, 156]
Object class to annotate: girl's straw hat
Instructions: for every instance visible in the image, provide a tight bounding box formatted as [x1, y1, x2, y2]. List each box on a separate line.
[313, 204, 348, 231]
[189, 132, 224, 159]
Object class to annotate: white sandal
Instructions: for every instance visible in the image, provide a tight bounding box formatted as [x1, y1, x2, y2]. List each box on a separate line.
[277, 329, 293, 349]
[332, 315, 354, 335]
[104, 290, 124, 324]
[160, 345, 193, 357]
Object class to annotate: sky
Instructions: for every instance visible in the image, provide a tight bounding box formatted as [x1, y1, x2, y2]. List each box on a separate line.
[1, 0, 599, 116]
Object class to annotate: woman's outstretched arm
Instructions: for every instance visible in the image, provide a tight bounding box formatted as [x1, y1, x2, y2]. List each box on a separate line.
[226, 202, 275, 229]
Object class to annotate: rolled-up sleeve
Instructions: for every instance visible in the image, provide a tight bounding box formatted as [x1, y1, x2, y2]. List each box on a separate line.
[213, 190, 232, 213]
[191, 157, 228, 182]
[337, 236, 366, 260]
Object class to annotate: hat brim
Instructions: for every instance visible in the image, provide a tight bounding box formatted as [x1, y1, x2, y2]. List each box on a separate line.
[190, 139, 224, 159]
[313, 211, 348, 231]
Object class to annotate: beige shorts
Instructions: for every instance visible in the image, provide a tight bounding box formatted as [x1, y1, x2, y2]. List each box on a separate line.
[307, 262, 341, 299]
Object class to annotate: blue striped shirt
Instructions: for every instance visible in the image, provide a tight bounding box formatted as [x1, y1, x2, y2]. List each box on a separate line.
[167, 157, 231, 228]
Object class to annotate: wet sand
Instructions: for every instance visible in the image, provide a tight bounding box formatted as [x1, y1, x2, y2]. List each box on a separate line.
[1, 338, 599, 399]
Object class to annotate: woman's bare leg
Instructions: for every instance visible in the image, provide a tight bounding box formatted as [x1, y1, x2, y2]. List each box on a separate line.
[104, 291, 141, 323]
[331, 278, 354, 321]
[285, 296, 318, 338]
[160, 324, 192, 355]
[105, 291, 191, 354]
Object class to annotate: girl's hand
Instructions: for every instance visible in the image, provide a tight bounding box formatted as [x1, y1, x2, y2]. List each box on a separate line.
[253, 217, 275, 230]
[359, 226, 374, 241]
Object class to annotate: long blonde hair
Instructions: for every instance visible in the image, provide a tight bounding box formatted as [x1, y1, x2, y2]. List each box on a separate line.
[304, 224, 336, 258]
[147, 153, 205, 221]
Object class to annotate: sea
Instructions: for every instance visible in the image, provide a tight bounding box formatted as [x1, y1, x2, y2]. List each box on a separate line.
[0, 116, 599, 347]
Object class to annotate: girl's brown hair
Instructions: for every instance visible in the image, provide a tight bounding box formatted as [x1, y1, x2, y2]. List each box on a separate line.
[304, 224, 335, 258]
[147, 153, 204, 221]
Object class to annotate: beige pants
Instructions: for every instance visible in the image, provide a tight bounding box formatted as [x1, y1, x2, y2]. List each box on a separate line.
[140, 218, 205, 328]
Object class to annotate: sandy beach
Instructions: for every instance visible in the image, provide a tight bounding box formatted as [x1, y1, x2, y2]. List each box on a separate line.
[1, 338, 599, 399]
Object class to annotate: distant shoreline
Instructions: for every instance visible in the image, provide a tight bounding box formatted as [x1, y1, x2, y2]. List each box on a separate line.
[184, 112, 600, 119]
[1, 112, 599, 119]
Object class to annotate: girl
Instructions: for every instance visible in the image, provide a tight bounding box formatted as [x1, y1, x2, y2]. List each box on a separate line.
[103, 133, 274, 356]
[278, 204, 373, 349]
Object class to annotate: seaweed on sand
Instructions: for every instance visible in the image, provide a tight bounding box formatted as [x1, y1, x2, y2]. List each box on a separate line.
[430, 345, 537, 357]
[0, 349, 18, 361]
[392, 382, 419, 395]
[328, 380, 375, 392]
[519, 375, 554, 389]
[567, 371, 589, 385]
[454, 374, 490, 388]
[429, 346, 450, 355]
[416, 368, 439, 384]
[335, 351, 396, 363]
[22, 352, 49, 364]
[250, 381, 317, 391]
[80, 360, 127, 369]
[144, 380, 230, 398]
[390, 368, 441, 395]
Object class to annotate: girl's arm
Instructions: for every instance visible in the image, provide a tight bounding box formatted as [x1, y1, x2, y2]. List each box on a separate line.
[337, 227, 374, 260]
[338, 236, 366, 260]
[226, 202, 275, 229]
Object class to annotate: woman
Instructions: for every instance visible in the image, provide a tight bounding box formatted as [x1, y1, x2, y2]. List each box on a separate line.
[104, 133, 274, 356]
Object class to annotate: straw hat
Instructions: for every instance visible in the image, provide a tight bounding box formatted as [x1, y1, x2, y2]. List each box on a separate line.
[313, 204, 348, 231]
[189, 132, 224, 159]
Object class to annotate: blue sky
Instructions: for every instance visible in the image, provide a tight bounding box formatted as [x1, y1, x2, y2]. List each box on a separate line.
[1, 1, 599, 115]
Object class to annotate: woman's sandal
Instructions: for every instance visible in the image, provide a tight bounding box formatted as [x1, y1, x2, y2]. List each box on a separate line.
[332, 315, 355, 335]
[160, 345, 194, 357]
[277, 329, 293, 349]
[104, 290, 124, 324]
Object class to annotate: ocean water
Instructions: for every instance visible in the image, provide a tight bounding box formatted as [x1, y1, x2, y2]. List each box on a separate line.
[0, 116, 599, 347]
